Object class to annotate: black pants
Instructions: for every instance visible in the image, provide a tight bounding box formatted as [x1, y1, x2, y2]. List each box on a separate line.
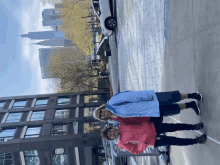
[156, 90, 181, 116]
[150, 91, 181, 124]
[154, 123, 197, 147]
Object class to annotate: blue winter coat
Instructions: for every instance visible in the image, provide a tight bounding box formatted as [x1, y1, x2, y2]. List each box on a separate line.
[105, 90, 160, 117]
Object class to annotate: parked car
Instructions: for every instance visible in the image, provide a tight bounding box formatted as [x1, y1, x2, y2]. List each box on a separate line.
[96, 36, 111, 57]
[91, 0, 117, 36]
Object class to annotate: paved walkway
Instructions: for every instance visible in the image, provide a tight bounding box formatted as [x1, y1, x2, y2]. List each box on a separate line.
[109, 0, 168, 164]
[116, 0, 166, 93]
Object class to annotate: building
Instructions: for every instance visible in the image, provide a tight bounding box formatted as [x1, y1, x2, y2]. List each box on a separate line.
[20, 31, 65, 40]
[55, 3, 64, 13]
[34, 39, 75, 47]
[0, 90, 110, 165]
[42, 9, 63, 27]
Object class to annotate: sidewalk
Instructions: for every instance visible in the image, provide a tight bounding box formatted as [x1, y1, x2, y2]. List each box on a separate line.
[108, 0, 167, 164]
[108, 0, 220, 164]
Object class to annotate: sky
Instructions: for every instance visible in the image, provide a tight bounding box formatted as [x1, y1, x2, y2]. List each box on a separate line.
[0, 0, 55, 97]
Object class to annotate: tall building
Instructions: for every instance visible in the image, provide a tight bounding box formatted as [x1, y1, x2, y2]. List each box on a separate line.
[42, 9, 63, 27]
[21, 31, 65, 40]
[35, 39, 75, 47]
[0, 91, 110, 165]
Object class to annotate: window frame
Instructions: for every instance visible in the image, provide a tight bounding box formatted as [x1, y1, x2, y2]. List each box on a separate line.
[5, 112, 23, 123]
[57, 97, 70, 105]
[0, 128, 16, 142]
[23, 150, 40, 165]
[0, 152, 13, 164]
[12, 100, 27, 109]
[54, 109, 70, 119]
[35, 98, 48, 107]
[30, 111, 45, 121]
[52, 124, 67, 136]
[0, 101, 6, 109]
[52, 148, 68, 165]
[24, 126, 41, 138]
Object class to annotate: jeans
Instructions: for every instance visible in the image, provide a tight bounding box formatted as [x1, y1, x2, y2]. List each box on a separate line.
[154, 123, 197, 147]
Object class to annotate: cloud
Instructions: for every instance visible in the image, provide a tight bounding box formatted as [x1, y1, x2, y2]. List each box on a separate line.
[20, 0, 54, 95]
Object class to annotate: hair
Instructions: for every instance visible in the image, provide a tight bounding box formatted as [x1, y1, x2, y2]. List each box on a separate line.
[93, 103, 108, 122]
[100, 126, 113, 140]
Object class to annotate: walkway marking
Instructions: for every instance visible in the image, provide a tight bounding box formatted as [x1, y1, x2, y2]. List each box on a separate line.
[169, 116, 220, 146]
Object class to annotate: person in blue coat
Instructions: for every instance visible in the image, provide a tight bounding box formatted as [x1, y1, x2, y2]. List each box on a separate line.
[93, 90, 202, 122]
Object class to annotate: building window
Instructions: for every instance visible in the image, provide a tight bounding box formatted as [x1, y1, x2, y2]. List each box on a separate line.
[84, 107, 97, 117]
[57, 97, 70, 105]
[35, 99, 48, 107]
[25, 127, 41, 138]
[0, 152, 13, 164]
[54, 109, 69, 119]
[52, 125, 67, 136]
[0, 101, 5, 109]
[13, 100, 27, 108]
[84, 122, 101, 133]
[73, 121, 78, 134]
[30, 111, 45, 121]
[5, 112, 23, 123]
[24, 150, 40, 165]
[84, 95, 99, 103]
[0, 128, 16, 142]
[52, 148, 68, 165]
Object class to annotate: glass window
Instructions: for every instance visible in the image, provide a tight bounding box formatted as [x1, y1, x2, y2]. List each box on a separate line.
[52, 148, 68, 165]
[5, 112, 23, 123]
[54, 109, 69, 119]
[84, 95, 99, 103]
[30, 111, 45, 121]
[84, 107, 97, 117]
[0, 101, 5, 109]
[13, 100, 27, 108]
[84, 122, 101, 133]
[52, 125, 67, 136]
[25, 127, 41, 138]
[0, 128, 16, 142]
[24, 150, 40, 165]
[35, 99, 48, 107]
[0, 152, 13, 164]
[58, 98, 70, 105]
[73, 121, 78, 134]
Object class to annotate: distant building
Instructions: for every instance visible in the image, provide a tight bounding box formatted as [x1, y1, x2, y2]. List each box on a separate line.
[35, 39, 75, 47]
[42, 9, 63, 27]
[21, 31, 65, 40]
[0, 90, 110, 165]
[55, 3, 64, 13]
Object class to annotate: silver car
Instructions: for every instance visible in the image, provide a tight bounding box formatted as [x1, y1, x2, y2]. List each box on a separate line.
[91, 0, 117, 36]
